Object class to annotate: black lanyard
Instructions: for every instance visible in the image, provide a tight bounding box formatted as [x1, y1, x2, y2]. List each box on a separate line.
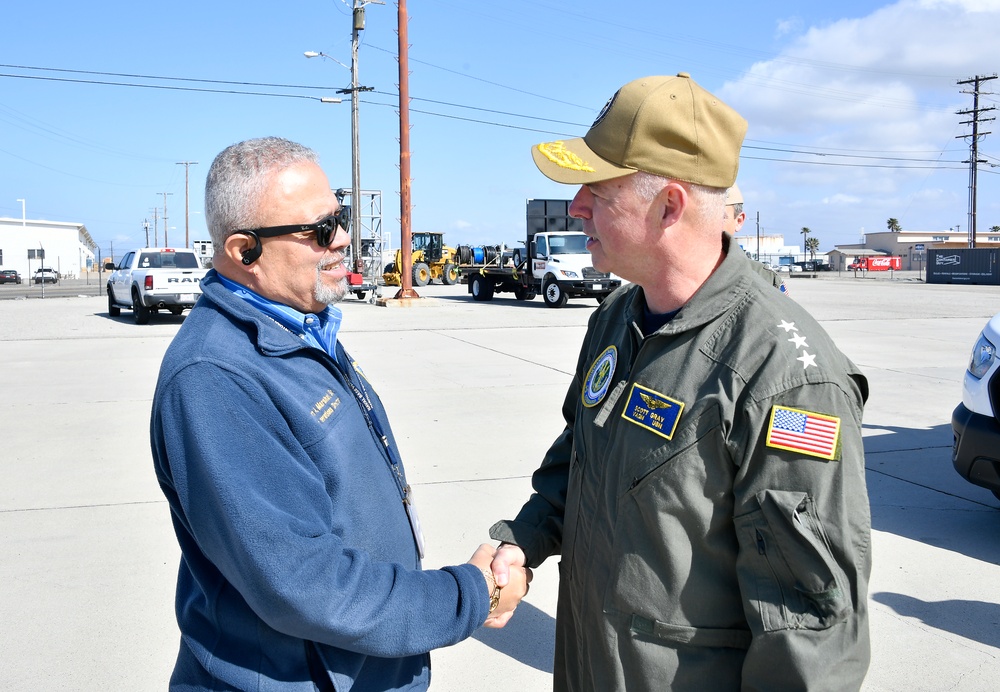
[334, 343, 409, 499]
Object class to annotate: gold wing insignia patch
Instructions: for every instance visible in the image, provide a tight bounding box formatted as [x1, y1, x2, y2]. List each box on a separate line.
[639, 392, 671, 409]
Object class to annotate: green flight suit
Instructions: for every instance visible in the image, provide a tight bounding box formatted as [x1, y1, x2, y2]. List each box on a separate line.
[491, 235, 871, 691]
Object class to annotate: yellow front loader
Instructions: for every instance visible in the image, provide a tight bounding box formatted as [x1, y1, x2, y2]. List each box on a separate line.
[382, 232, 461, 286]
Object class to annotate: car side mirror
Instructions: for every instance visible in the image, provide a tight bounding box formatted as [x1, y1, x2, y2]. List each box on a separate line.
[104, 262, 116, 271]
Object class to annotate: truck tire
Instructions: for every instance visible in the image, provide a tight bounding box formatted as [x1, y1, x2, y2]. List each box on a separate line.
[132, 289, 151, 325]
[470, 274, 494, 301]
[443, 263, 459, 285]
[513, 285, 535, 301]
[413, 262, 431, 287]
[107, 288, 121, 317]
[543, 278, 568, 308]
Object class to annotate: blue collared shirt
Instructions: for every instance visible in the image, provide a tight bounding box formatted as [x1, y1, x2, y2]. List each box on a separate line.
[217, 273, 343, 356]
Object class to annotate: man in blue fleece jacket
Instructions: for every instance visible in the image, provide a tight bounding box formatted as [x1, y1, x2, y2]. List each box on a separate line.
[150, 137, 530, 691]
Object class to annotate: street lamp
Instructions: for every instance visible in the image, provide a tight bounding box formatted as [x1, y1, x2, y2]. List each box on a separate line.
[305, 4, 373, 277]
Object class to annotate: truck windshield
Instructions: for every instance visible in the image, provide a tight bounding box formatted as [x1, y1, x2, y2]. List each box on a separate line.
[138, 252, 200, 269]
[548, 234, 589, 254]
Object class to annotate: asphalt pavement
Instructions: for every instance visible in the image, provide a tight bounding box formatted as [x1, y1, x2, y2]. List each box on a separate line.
[1, 273, 999, 691]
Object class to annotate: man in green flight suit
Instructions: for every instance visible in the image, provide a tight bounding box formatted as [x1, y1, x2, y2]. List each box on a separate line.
[489, 74, 871, 690]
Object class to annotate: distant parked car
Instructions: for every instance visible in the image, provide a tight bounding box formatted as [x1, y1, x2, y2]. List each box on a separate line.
[0, 270, 21, 284]
[33, 268, 59, 284]
[952, 312, 1000, 501]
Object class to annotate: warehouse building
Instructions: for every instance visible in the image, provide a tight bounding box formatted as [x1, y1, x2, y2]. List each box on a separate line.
[0, 217, 97, 281]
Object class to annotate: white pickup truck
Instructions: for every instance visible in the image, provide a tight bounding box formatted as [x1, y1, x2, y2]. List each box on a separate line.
[106, 248, 207, 324]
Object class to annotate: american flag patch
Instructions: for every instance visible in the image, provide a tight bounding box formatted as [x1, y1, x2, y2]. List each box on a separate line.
[765, 405, 841, 460]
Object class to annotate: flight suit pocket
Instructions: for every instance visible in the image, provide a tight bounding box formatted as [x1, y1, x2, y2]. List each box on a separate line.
[735, 489, 850, 632]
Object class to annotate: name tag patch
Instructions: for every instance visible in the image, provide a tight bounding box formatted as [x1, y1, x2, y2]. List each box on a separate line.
[766, 405, 841, 460]
[621, 384, 684, 439]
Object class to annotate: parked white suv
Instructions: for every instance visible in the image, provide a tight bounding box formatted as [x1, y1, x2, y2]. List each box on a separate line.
[33, 268, 59, 284]
[951, 312, 1000, 501]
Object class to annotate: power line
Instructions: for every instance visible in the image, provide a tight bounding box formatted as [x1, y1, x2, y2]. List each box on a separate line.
[0, 64, 980, 172]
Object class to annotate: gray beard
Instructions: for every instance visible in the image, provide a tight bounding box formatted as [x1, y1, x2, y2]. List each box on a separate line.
[314, 273, 348, 305]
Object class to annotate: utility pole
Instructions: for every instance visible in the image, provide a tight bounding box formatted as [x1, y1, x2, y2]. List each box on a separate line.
[143, 218, 150, 246]
[158, 192, 174, 247]
[755, 211, 761, 261]
[957, 74, 996, 249]
[176, 162, 198, 248]
[396, 0, 417, 299]
[336, 1, 377, 275]
[151, 208, 160, 246]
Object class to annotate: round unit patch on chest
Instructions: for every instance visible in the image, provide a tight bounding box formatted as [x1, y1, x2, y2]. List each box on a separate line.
[583, 345, 617, 408]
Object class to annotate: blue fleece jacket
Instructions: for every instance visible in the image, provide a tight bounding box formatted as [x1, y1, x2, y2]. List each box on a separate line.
[150, 270, 489, 691]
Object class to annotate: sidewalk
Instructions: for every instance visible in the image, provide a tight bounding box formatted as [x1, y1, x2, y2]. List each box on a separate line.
[1, 279, 999, 690]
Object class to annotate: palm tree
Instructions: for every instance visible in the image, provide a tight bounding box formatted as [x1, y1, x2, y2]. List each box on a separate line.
[805, 237, 820, 260]
[800, 227, 810, 256]
[991, 225, 1000, 234]
[887, 218, 902, 233]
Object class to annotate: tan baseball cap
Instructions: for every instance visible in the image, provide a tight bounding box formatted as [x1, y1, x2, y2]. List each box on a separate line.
[726, 183, 743, 205]
[531, 73, 747, 188]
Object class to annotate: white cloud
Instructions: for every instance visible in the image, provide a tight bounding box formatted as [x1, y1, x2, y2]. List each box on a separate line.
[822, 194, 863, 206]
[718, 0, 1000, 246]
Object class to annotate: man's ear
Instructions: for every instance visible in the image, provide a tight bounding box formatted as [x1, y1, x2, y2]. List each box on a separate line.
[223, 232, 260, 268]
[655, 181, 688, 231]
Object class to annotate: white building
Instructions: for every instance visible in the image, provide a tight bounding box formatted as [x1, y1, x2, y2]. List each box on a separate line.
[732, 233, 802, 263]
[0, 217, 97, 280]
[835, 230, 1000, 270]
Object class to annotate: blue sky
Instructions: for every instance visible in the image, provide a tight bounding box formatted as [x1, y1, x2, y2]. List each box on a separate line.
[1, 0, 998, 259]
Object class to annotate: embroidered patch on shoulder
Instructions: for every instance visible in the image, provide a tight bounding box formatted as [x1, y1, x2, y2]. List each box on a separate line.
[536, 141, 596, 173]
[620, 384, 684, 439]
[766, 405, 841, 460]
[583, 346, 617, 408]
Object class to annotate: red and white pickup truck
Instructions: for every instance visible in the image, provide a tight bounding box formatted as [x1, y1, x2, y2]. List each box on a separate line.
[106, 247, 208, 324]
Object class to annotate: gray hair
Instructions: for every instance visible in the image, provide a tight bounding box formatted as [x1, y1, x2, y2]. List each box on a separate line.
[204, 137, 320, 249]
[630, 171, 727, 228]
[728, 202, 744, 216]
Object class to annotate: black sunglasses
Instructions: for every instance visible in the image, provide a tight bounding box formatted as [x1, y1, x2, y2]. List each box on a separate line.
[237, 206, 351, 248]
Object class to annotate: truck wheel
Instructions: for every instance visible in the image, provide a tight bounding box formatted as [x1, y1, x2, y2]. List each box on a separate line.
[543, 279, 568, 308]
[443, 263, 459, 285]
[413, 263, 431, 287]
[514, 285, 534, 301]
[595, 294, 607, 305]
[132, 290, 151, 325]
[470, 274, 494, 301]
[107, 288, 121, 317]
[354, 291, 367, 301]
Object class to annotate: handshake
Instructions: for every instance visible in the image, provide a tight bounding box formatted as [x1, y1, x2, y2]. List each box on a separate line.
[467, 543, 532, 628]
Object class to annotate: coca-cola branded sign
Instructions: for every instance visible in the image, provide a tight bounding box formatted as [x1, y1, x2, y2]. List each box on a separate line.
[866, 256, 902, 271]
